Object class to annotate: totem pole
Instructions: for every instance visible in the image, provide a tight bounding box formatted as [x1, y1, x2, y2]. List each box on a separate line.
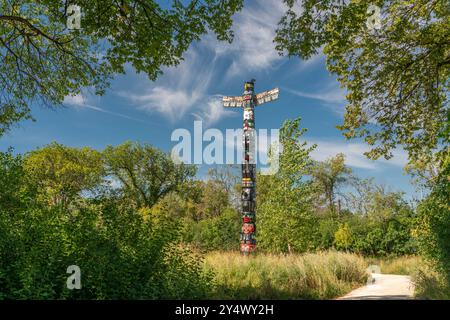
[223, 80, 279, 254]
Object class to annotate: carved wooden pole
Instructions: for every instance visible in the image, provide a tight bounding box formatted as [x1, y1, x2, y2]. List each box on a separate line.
[223, 79, 279, 254]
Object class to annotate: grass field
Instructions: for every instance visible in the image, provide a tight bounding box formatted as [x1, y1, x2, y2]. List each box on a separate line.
[203, 251, 368, 299]
[366, 255, 422, 275]
[203, 251, 449, 299]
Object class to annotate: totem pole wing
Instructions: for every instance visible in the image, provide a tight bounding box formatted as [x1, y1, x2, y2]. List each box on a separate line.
[223, 96, 244, 108]
[254, 88, 279, 106]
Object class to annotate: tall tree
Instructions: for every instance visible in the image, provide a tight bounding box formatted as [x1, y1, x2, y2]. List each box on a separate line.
[103, 141, 196, 208]
[207, 164, 240, 210]
[275, 0, 449, 165]
[311, 153, 352, 214]
[257, 117, 318, 253]
[0, 0, 244, 134]
[23, 142, 104, 207]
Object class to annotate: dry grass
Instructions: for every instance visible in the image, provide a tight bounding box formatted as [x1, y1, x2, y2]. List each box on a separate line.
[366, 255, 423, 275]
[203, 250, 367, 299]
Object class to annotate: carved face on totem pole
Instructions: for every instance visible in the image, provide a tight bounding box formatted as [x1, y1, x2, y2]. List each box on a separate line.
[242, 178, 253, 187]
[242, 166, 254, 179]
[242, 222, 255, 234]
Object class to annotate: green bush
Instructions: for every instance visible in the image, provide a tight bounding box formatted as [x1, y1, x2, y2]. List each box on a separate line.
[0, 150, 211, 299]
[182, 208, 240, 251]
[414, 153, 450, 297]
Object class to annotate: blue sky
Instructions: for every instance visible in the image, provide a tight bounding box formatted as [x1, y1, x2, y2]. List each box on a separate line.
[0, 0, 417, 199]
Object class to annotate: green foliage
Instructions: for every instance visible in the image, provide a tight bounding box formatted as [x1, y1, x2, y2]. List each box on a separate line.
[197, 180, 230, 218]
[339, 178, 417, 256]
[334, 223, 353, 250]
[414, 151, 450, 290]
[23, 142, 104, 207]
[103, 141, 196, 208]
[182, 208, 240, 252]
[414, 264, 450, 300]
[0, 202, 211, 299]
[257, 117, 319, 253]
[275, 0, 449, 164]
[0, 135, 428, 299]
[0, 148, 27, 211]
[0, 148, 210, 299]
[317, 218, 339, 249]
[311, 153, 351, 212]
[0, 0, 244, 134]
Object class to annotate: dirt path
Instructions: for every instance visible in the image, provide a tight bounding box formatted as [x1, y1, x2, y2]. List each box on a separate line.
[338, 273, 415, 300]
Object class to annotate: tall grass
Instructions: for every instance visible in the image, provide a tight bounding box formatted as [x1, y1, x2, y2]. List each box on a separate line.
[203, 250, 367, 299]
[413, 264, 450, 300]
[366, 256, 423, 275]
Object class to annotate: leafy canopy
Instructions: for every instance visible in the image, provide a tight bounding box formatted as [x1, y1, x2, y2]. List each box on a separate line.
[275, 0, 450, 164]
[0, 0, 244, 134]
[103, 141, 196, 208]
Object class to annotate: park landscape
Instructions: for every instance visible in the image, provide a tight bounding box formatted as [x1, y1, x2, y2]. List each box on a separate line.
[0, 0, 449, 300]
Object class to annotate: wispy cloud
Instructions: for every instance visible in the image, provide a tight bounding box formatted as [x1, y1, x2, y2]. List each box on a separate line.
[283, 79, 348, 117]
[126, 86, 201, 122]
[192, 96, 237, 127]
[296, 51, 326, 71]
[115, 0, 293, 124]
[306, 139, 408, 170]
[283, 82, 346, 104]
[63, 93, 158, 125]
[118, 48, 235, 126]
[204, 0, 288, 78]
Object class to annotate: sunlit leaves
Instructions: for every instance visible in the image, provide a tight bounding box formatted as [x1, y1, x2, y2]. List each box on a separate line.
[275, 0, 449, 164]
[0, 0, 243, 134]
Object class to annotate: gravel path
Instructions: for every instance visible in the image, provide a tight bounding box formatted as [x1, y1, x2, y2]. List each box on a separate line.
[338, 273, 415, 300]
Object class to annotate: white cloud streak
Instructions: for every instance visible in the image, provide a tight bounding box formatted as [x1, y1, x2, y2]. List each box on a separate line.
[203, 0, 288, 78]
[115, 0, 296, 124]
[119, 49, 234, 125]
[306, 139, 408, 170]
[191, 96, 236, 127]
[283, 82, 347, 104]
[63, 93, 159, 126]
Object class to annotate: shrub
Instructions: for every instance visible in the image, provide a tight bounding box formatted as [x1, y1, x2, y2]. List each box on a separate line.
[182, 208, 240, 251]
[413, 152, 450, 297]
[0, 151, 211, 299]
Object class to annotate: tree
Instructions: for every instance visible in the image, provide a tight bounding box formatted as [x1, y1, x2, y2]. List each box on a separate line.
[311, 153, 351, 214]
[198, 180, 229, 218]
[0, 0, 244, 134]
[103, 141, 196, 208]
[346, 177, 405, 217]
[275, 0, 449, 164]
[207, 164, 241, 210]
[414, 151, 450, 290]
[343, 178, 416, 255]
[23, 142, 104, 207]
[257, 117, 318, 253]
[334, 223, 353, 250]
[0, 148, 29, 211]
